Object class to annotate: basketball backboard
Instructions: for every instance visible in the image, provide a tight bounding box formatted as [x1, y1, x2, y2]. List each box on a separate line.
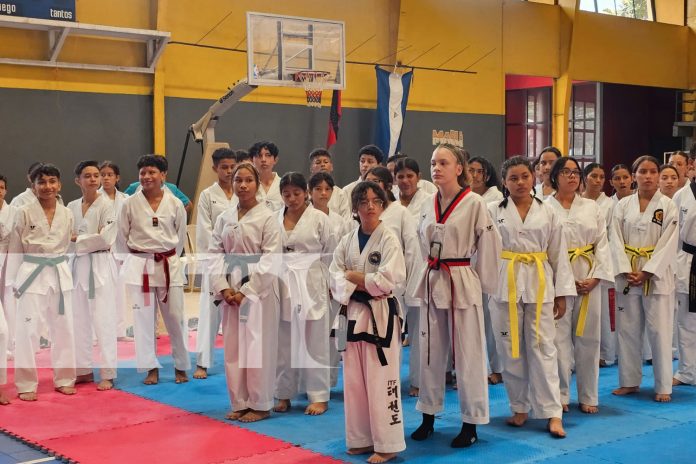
[247, 12, 345, 90]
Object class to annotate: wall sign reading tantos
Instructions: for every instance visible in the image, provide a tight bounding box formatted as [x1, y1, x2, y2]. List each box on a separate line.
[432, 129, 464, 147]
[0, 0, 75, 21]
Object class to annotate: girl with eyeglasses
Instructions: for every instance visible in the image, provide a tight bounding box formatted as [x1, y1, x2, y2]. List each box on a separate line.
[329, 181, 406, 464]
[546, 157, 614, 414]
[610, 155, 678, 403]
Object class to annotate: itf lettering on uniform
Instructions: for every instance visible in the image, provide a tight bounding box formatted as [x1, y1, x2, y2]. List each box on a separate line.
[387, 379, 402, 426]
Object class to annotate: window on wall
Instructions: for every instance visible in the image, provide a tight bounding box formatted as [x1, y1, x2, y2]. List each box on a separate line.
[506, 87, 552, 158]
[568, 82, 599, 166]
[579, 0, 652, 21]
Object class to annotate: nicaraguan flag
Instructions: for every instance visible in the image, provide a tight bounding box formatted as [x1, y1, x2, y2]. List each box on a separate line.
[375, 65, 413, 157]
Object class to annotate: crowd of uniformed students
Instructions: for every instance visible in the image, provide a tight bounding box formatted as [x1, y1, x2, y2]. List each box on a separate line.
[0, 142, 695, 464]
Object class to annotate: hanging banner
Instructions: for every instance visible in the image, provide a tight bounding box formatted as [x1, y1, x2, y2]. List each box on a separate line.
[0, 0, 75, 21]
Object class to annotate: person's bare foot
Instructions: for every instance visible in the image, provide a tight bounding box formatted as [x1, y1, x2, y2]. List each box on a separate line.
[97, 379, 114, 391]
[599, 359, 609, 368]
[579, 403, 599, 414]
[547, 417, 566, 438]
[673, 377, 685, 386]
[562, 404, 569, 413]
[506, 412, 528, 427]
[18, 391, 37, 401]
[612, 386, 639, 396]
[0, 390, 11, 405]
[75, 373, 94, 384]
[488, 373, 503, 385]
[175, 369, 189, 384]
[238, 409, 270, 422]
[305, 401, 328, 415]
[402, 337, 410, 347]
[55, 386, 77, 395]
[143, 368, 159, 385]
[347, 446, 374, 455]
[408, 386, 419, 397]
[367, 452, 397, 463]
[655, 393, 671, 402]
[225, 409, 250, 421]
[193, 366, 208, 379]
[274, 399, 291, 412]
[117, 336, 134, 342]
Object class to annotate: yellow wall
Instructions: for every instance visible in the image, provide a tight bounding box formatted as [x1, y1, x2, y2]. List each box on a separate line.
[1, 0, 695, 118]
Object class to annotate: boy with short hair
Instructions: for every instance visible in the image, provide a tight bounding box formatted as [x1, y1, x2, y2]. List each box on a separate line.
[8, 164, 77, 401]
[119, 154, 190, 385]
[68, 160, 118, 391]
[308, 148, 351, 219]
[194, 148, 237, 379]
[342, 144, 384, 200]
[251, 141, 283, 212]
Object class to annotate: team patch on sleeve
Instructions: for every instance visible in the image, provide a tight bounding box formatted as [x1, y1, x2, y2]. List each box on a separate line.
[651, 209, 663, 226]
[368, 251, 382, 265]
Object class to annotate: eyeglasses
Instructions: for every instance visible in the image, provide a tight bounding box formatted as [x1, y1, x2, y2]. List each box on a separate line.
[559, 168, 581, 178]
[358, 199, 385, 208]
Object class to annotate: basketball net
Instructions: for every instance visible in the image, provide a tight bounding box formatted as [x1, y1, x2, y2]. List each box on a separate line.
[295, 71, 330, 108]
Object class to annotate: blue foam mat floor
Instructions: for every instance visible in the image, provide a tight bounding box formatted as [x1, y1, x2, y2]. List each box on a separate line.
[108, 345, 696, 464]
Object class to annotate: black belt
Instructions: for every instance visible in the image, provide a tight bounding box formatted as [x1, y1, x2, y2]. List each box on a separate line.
[682, 241, 696, 313]
[345, 291, 399, 367]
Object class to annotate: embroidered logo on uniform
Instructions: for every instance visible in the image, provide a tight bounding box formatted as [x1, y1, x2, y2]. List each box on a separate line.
[106, 220, 114, 225]
[498, 218, 504, 224]
[29, 225, 36, 230]
[651, 209, 663, 226]
[421, 331, 427, 337]
[132, 304, 141, 310]
[368, 251, 382, 265]
[500, 331, 509, 336]
[486, 225, 493, 231]
[617, 306, 624, 312]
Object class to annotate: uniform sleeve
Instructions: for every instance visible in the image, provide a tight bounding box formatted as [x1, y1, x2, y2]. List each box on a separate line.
[174, 201, 187, 256]
[589, 203, 614, 283]
[6, 210, 25, 288]
[195, 190, 213, 258]
[364, 233, 406, 298]
[74, 203, 117, 255]
[208, 214, 229, 296]
[319, 213, 338, 268]
[401, 210, 421, 290]
[117, 200, 132, 251]
[546, 207, 577, 297]
[0, 205, 13, 242]
[239, 215, 282, 303]
[609, 200, 632, 276]
[329, 233, 357, 305]
[642, 199, 679, 278]
[474, 199, 502, 295]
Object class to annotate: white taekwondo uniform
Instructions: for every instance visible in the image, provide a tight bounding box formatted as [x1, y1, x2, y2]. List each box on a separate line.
[275, 205, 336, 404]
[546, 194, 613, 407]
[488, 198, 576, 419]
[118, 189, 190, 374]
[195, 182, 235, 370]
[610, 191, 678, 395]
[209, 202, 282, 412]
[330, 223, 406, 454]
[415, 188, 501, 424]
[8, 201, 76, 393]
[68, 195, 119, 381]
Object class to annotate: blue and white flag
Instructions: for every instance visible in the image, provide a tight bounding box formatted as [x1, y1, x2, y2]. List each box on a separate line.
[375, 65, 413, 157]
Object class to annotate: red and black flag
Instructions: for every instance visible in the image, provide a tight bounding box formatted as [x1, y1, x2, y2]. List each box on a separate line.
[326, 89, 342, 149]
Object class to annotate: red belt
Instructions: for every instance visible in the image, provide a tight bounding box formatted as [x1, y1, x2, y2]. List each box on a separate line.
[425, 257, 471, 369]
[129, 248, 177, 304]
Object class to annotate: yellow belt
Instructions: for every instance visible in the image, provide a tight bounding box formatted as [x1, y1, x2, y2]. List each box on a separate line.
[568, 245, 594, 337]
[501, 250, 548, 359]
[624, 245, 655, 296]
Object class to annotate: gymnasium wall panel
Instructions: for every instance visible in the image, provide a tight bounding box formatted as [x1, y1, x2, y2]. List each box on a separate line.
[165, 97, 504, 200]
[0, 88, 152, 202]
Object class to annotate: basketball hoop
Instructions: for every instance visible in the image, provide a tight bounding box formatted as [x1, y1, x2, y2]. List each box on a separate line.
[294, 71, 330, 108]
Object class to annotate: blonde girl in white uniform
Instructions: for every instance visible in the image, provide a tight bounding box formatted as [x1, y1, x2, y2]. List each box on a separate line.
[547, 157, 613, 414]
[410, 144, 501, 448]
[611, 155, 678, 402]
[330, 181, 406, 464]
[488, 156, 576, 438]
[274, 172, 335, 416]
[209, 163, 282, 423]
